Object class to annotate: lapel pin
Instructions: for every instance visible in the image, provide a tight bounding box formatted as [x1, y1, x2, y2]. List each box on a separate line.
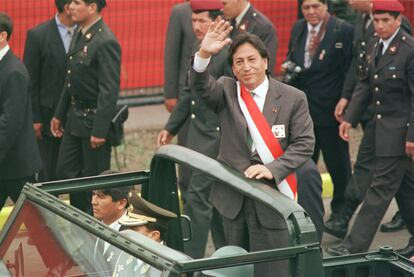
[86, 33, 92, 40]
[272, 107, 277, 113]
[319, 49, 326, 61]
[240, 23, 246, 31]
[390, 45, 396, 53]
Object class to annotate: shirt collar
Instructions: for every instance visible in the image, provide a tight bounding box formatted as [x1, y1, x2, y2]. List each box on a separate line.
[248, 76, 269, 98]
[379, 27, 400, 53]
[307, 20, 322, 33]
[109, 210, 127, 230]
[235, 2, 251, 26]
[81, 16, 102, 35]
[0, 44, 9, 61]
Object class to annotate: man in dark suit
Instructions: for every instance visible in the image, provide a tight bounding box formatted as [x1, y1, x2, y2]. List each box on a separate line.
[326, 0, 414, 256]
[158, 0, 229, 259]
[51, 0, 121, 214]
[0, 13, 42, 211]
[285, 0, 354, 221]
[190, 22, 315, 275]
[221, 0, 278, 74]
[23, 0, 75, 182]
[163, 1, 197, 203]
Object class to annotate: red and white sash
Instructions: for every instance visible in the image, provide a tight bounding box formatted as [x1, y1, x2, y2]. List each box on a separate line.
[237, 83, 297, 200]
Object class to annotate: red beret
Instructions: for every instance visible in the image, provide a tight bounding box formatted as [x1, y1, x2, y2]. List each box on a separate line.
[190, 0, 223, 12]
[372, 0, 404, 13]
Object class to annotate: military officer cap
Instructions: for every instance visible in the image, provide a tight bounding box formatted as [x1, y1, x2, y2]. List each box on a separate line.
[372, 0, 404, 13]
[118, 191, 177, 229]
[190, 0, 223, 12]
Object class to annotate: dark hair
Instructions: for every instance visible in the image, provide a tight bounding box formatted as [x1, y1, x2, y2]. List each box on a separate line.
[0, 13, 12, 41]
[97, 187, 133, 208]
[373, 10, 400, 19]
[228, 33, 270, 74]
[84, 0, 107, 12]
[55, 0, 71, 13]
[194, 10, 223, 21]
[145, 222, 168, 241]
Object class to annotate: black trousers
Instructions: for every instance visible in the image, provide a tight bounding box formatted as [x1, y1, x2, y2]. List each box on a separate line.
[183, 172, 226, 258]
[37, 135, 61, 182]
[56, 132, 111, 214]
[0, 176, 34, 211]
[312, 125, 352, 214]
[344, 156, 414, 253]
[222, 198, 289, 277]
[297, 159, 324, 242]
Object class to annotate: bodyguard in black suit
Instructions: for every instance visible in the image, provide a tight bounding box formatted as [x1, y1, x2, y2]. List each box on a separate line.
[327, 0, 414, 255]
[23, 0, 75, 182]
[286, 0, 354, 217]
[0, 13, 42, 211]
[51, 0, 121, 214]
[222, 0, 278, 74]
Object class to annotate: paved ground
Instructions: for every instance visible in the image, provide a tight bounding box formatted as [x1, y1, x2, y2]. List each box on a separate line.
[126, 104, 411, 256]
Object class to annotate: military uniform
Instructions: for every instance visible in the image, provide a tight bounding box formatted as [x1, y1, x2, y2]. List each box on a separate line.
[339, 29, 414, 253]
[111, 193, 177, 277]
[164, 43, 231, 258]
[55, 18, 121, 213]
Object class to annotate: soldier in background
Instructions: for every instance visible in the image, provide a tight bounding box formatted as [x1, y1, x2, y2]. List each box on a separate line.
[111, 192, 177, 277]
[51, 0, 121, 214]
[163, 0, 196, 203]
[157, 0, 229, 259]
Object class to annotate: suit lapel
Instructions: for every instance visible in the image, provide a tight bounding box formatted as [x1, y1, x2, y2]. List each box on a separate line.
[50, 19, 67, 56]
[309, 16, 335, 69]
[0, 50, 12, 75]
[230, 82, 250, 146]
[69, 19, 103, 55]
[263, 78, 282, 126]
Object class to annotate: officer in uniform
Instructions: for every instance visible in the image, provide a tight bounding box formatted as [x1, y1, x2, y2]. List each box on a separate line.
[326, 0, 413, 239]
[326, 0, 414, 256]
[157, 0, 229, 259]
[110, 192, 177, 277]
[51, 0, 121, 214]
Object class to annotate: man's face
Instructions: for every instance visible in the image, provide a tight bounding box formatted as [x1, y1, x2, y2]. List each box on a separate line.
[92, 190, 126, 225]
[192, 12, 213, 41]
[232, 42, 268, 91]
[221, 0, 242, 20]
[301, 0, 328, 26]
[373, 13, 401, 40]
[69, 0, 94, 24]
[348, 0, 371, 13]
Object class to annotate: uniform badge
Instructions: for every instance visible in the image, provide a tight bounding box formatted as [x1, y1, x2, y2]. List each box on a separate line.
[271, 125, 285, 138]
[335, 42, 343, 48]
[240, 23, 246, 31]
[389, 66, 396, 70]
[85, 33, 92, 40]
[107, 251, 114, 262]
[141, 264, 150, 274]
[389, 46, 396, 53]
[319, 49, 326, 61]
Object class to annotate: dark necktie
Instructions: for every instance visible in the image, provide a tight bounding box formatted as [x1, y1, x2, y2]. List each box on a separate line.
[375, 42, 384, 66]
[308, 28, 318, 59]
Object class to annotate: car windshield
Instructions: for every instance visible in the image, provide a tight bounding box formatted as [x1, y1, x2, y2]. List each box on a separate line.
[0, 199, 162, 276]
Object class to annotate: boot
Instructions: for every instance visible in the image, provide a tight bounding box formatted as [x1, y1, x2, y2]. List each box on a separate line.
[324, 201, 358, 239]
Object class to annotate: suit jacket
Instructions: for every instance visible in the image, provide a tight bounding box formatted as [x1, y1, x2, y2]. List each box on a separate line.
[342, 13, 413, 101]
[287, 16, 354, 126]
[163, 2, 196, 100]
[165, 43, 232, 157]
[344, 30, 414, 157]
[55, 19, 121, 139]
[231, 4, 278, 74]
[189, 68, 315, 227]
[0, 49, 42, 180]
[23, 18, 68, 137]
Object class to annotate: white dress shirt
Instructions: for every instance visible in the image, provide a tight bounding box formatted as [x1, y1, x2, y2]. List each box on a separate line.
[0, 44, 10, 61]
